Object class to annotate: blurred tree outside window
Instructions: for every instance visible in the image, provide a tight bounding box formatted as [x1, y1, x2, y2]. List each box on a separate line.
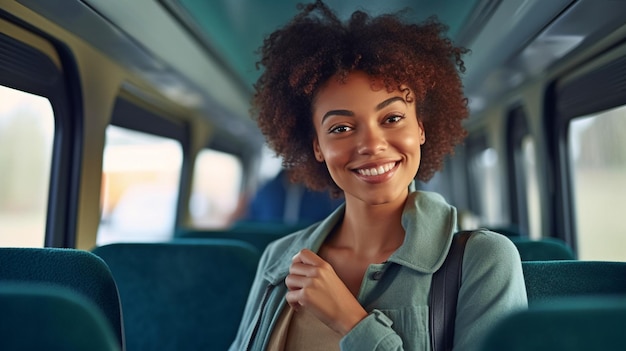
[97, 125, 182, 245]
[569, 105, 626, 261]
[188, 149, 243, 228]
[0, 85, 54, 247]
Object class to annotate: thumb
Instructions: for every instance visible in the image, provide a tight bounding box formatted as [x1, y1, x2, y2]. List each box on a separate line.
[292, 248, 325, 266]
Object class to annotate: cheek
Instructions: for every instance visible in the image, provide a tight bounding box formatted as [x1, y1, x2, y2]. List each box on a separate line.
[316, 139, 354, 181]
[396, 129, 423, 152]
[319, 141, 347, 165]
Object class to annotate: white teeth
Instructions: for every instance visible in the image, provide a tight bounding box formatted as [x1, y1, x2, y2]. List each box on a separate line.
[357, 162, 395, 176]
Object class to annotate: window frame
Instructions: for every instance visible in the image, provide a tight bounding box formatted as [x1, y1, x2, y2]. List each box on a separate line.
[464, 133, 490, 219]
[107, 97, 190, 233]
[0, 10, 83, 247]
[505, 105, 532, 236]
[550, 52, 626, 254]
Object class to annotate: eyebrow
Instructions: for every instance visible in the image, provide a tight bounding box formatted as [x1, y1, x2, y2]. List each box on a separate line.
[321, 96, 406, 124]
[376, 96, 406, 111]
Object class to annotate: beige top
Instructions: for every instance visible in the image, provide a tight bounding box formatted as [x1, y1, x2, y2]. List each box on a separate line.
[266, 304, 342, 351]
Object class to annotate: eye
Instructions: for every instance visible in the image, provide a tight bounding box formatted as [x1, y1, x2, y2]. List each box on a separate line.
[384, 114, 405, 124]
[329, 125, 352, 134]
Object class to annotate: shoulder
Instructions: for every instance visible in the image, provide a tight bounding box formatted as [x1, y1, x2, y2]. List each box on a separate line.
[257, 221, 323, 268]
[465, 229, 519, 259]
[454, 230, 528, 350]
[463, 230, 523, 278]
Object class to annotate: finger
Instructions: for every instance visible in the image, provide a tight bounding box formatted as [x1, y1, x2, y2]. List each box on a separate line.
[284, 273, 307, 291]
[292, 249, 327, 266]
[289, 262, 318, 276]
[285, 289, 303, 310]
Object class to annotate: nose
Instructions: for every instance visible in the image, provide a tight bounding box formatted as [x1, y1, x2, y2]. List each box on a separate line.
[357, 123, 387, 155]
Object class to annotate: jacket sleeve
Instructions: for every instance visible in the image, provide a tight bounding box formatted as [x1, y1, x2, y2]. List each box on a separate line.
[228, 245, 274, 351]
[339, 309, 406, 350]
[453, 231, 528, 351]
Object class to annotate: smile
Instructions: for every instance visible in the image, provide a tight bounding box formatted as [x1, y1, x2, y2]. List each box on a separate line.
[356, 162, 397, 176]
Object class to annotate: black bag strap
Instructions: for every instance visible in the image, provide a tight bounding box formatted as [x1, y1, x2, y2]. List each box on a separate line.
[429, 230, 473, 351]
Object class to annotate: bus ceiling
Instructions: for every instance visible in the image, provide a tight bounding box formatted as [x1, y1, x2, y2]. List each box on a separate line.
[16, 0, 626, 120]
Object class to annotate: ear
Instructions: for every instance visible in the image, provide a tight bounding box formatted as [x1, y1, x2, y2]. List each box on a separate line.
[418, 120, 426, 145]
[312, 138, 324, 162]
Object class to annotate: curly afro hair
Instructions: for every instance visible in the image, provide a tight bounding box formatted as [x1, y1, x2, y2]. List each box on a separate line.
[253, 0, 469, 196]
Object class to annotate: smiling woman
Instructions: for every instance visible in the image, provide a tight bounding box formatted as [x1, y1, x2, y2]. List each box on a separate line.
[311, 72, 425, 207]
[251, 1, 469, 198]
[229, 2, 527, 350]
[3, 0, 626, 349]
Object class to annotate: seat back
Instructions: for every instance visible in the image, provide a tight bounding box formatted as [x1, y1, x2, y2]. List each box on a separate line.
[481, 261, 626, 350]
[177, 229, 285, 253]
[176, 221, 306, 253]
[522, 260, 626, 305]
[0, 248, 124, 349]
[0, 283, 121, 351]
[480, 297, 626, 351]
[92, 239, 260, 351]
[488, 225, 525, 238]
[510, 237, 576, 261]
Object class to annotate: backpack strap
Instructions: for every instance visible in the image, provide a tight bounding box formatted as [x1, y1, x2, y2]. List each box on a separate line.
[429, 230, 473, 351]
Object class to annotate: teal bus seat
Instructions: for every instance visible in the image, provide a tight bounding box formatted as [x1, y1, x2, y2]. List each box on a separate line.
[510, 237, 576, 261]
[480, 297, 626, 351]
[0, 248, 124, 350]
[176, 230, 284, 253]
[92, 239, 260, 351]
[488, 225, 525, 238]
[176, 221, 309, 253]
[229, 220, 310, 234]
[522, 260, 626, 305]
[0, 283, 121, 351]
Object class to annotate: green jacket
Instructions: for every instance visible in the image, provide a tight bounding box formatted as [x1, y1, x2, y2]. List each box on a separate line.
[229, 190, 528, 351]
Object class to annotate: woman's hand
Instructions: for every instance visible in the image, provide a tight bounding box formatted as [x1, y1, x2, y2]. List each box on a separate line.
[285, 249, 368, 336]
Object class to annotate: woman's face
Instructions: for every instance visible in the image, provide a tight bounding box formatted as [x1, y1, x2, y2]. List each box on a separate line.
[311, 71, 425, 207]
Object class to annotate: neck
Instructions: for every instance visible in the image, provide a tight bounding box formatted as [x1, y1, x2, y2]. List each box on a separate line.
[329, 196, 407, 259]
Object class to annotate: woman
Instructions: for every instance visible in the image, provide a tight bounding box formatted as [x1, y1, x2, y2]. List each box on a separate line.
[230, 1, 527, 350]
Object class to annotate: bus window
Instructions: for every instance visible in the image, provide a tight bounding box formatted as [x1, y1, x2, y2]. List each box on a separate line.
[0, 85, 54, 247]
[569, 105, 626, 261]
[98, 126, 182, 245]
[188, 148, 243, 228]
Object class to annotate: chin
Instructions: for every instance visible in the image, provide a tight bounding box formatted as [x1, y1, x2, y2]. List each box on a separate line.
[360, 192, 404, 206]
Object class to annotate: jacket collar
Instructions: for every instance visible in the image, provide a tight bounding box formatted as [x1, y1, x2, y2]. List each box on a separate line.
[262, 204, 344, 285]
[390, 190, 457, 273]
[262, 183, 457, 284]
